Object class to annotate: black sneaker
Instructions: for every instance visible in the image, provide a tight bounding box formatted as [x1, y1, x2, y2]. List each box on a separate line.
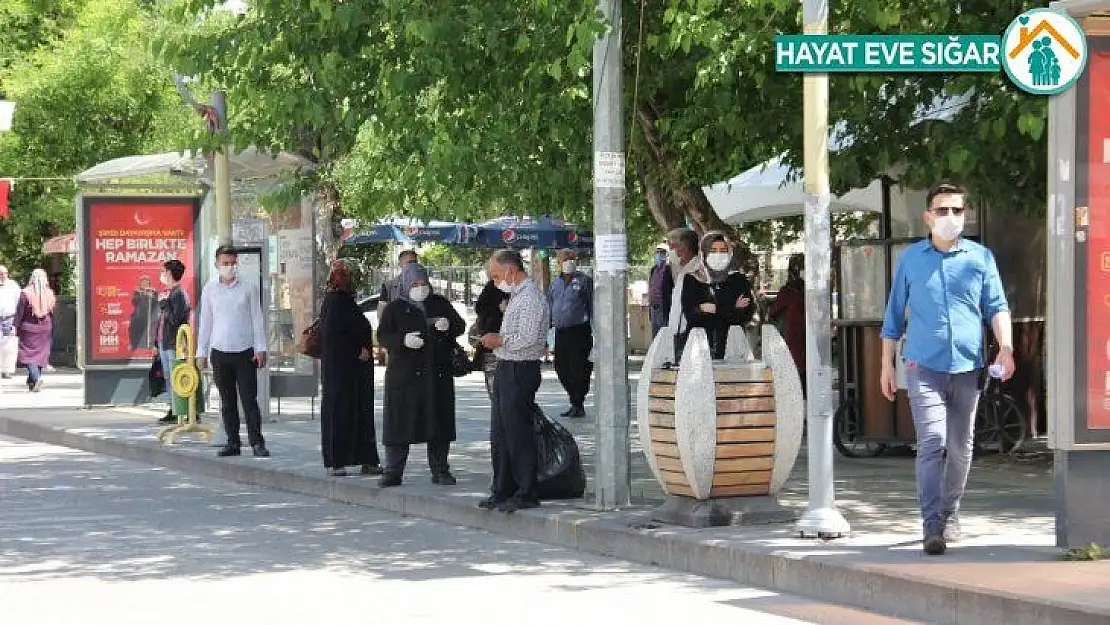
[477, 496, 503, 510]
[158, 413, 177, 424]
[432, 472, 457, 486]
[217, 445, 241, 457]
[497, 496, 540, 514]
[378, 473, 402, 488]
[923, 534, 946, 555]
[943, 512, 962, 543]
[251, 444, 271, 458]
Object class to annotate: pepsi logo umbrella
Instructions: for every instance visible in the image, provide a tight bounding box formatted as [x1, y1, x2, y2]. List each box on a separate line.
[343, 220, 477, 246]
[476, 216, 593, 250]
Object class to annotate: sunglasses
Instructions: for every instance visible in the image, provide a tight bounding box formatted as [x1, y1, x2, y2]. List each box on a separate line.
[929, 206, 967, 217]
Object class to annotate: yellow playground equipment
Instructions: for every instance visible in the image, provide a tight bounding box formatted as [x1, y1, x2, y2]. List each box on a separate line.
[155, 324, 214, 444]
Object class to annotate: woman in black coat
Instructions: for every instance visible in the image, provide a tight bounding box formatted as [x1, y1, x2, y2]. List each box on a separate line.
[679, 231, 756, 360]
[377, 262, 466, 487]
[319, 260, 382, 477]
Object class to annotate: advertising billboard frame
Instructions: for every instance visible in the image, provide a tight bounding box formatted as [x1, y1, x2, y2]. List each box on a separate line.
[79, 193, 202, 369]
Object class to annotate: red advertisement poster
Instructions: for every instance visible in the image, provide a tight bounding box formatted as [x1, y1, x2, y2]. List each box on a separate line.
[86, 199, 197, 363]
[1086, 50, 1110, 430]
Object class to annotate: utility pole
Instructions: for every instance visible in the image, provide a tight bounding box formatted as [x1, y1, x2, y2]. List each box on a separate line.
[795, 0, 850, 539]
[591, 0, 632, 509]
[212, 91, 233, 246]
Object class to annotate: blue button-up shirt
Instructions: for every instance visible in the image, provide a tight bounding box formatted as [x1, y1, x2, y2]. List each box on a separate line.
[548, 272, 593, 329]
[880, 237, 1009, 374]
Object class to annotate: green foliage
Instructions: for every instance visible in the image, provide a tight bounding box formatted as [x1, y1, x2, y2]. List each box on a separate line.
[154, 0, 1049, 263]
[0, 0, 198, 284]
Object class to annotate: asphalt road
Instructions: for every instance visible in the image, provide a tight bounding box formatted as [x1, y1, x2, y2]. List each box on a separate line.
[0, 436, 917, 625]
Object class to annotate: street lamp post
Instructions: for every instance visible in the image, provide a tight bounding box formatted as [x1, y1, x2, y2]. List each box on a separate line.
[591, 0, 632, 509]
[794, 0, 851, 539]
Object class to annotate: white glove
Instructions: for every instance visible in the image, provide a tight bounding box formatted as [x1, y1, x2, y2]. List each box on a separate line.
[404, 332, 425, 349]
[435, 317, 449, 332]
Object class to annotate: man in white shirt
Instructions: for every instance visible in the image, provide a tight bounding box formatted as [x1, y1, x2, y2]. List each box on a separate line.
[0, 265, 21, 379]
[195, 245, 270, 457]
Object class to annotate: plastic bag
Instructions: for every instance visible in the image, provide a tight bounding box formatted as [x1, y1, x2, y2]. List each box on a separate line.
[532, 404, 586, 500]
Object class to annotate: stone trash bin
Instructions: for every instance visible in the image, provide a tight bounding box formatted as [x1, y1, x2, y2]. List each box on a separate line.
[636, 324, 804, 527]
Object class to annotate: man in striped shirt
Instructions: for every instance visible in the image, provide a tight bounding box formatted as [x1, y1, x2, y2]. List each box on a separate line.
[479, 249, 550, 513]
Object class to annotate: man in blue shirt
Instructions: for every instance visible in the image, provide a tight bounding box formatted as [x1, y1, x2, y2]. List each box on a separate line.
[880, 182, 1015, 556]
[548, 248, 593, 418]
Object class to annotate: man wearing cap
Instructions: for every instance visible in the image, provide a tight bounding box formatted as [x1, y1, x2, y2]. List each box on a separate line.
[647, 244, 671, 337]
[0, 265, 20, 378]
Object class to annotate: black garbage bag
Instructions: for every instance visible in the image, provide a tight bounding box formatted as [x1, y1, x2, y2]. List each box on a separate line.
[532, 404, 586, 500]
[148, 355, 166, 398]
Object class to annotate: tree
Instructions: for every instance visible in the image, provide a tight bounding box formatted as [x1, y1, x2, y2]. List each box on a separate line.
[0, 0, 198, 287]
[154, 0, 1049, 270]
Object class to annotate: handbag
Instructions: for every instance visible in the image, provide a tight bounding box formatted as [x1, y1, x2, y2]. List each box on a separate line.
[297, 318, 322, 359]
[448, 341, 472, 377]
[148, 354, 166, 397]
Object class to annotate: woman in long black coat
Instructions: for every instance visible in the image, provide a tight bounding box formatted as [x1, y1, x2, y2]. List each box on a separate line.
[319, 260, 382, 477]
[377, 262, 466, 487]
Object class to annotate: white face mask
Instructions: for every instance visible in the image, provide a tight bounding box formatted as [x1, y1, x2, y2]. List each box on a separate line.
[561, 260, 576, 275]
[217, 265, 237, 280]
[409, 285, 430, 302]
[931, 214, 965, 241]
[496, 280, 513, 294]
[705, 252, 731, 272]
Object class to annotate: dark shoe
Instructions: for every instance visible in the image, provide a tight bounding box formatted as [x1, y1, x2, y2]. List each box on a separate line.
[559, 405, 576, 417]
[379, 473, 402, 488]
[497, 496, 540, 514]
[217, 445, 241, 457]
[329, 468, 348, 477]
[478, 496, 503, 510]
[360, 464, 384, 476]
[922, 522, 947, 556]
[943, 512, 962, 543]
[432, 472, 457, 486]
[251, 444, 270, 457]
[569, 404, 586, 418]
[158, 413, 177, 424]
[1, 373, 10, 379]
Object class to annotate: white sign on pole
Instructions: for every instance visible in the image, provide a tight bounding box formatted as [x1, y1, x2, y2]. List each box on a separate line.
[594, 151, 626, 189]
[594, 233, 628, 273]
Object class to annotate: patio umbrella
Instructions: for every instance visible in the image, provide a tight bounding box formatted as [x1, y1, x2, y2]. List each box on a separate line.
[342, 223, 406, 245]
[342, 219, 478, 246]
[475, 216, 593, 250]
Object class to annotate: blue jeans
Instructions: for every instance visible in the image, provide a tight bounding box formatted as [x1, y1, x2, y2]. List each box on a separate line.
[159, 348, 177, 386]
[26, 363, 42, 387]
[905, 365, 980, 533]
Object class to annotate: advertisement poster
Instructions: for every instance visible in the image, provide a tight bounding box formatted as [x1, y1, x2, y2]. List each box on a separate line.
[1085, 49, 1110, 430]
[84, 198, 198, 364]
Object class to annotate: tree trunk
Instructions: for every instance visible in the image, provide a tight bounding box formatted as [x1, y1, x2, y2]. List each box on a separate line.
[635, 156, 685, 231]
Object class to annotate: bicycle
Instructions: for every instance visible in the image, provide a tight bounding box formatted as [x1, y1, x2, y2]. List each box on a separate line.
[973, 372, 1027, 455]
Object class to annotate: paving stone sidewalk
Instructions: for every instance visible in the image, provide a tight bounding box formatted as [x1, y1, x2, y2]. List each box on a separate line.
[2, 368, 1107, 625]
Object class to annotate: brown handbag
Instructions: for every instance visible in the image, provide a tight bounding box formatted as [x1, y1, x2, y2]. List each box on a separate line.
[298, 317, 322, 358]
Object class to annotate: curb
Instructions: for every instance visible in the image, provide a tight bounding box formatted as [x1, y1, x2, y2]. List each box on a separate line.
[1, 414, 1104, 625]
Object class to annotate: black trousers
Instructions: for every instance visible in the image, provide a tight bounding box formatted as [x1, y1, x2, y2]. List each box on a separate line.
[554, 323, 593, 406]
[384, 440, 450, 477]
[491, 359, 541, 501]
[211, 348, 265, 447]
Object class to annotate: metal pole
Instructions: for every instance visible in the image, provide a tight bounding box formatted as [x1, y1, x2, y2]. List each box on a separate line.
[795, 0, 850, 538]
[591, 0, 631, 509]
[213, 91, 232, 246]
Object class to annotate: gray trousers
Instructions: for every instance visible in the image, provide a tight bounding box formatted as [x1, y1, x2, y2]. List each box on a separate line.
[905, 365, 981, 531]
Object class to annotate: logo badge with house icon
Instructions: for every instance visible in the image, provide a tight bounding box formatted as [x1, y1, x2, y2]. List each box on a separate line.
[1002, 8, 1088, 95]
